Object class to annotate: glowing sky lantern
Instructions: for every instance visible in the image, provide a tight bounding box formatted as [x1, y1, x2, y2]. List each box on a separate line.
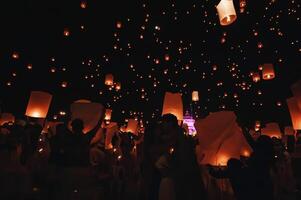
[80, 1, 87, 9]
[192, 91, 199, 101]
[25, 91, 53, 118]
[126, 119, 139, 135]
[252, 72, 261, 82]
[105, 122, 118, 149]
[194, 111, 252, 166]
[284, 126, 296, 136]
[291, 80, 301, 109]
[216, 0, 237, 26]
[115, 82, 121, 91]
[287, 97, 301, 130]
[162, 92, 183, 121]
[105, 74, 114, 86]
[70, 102, 104, 133]
[104, 109, 112, 121]
[262, 63, 275, 80]
[0, 113, 15, 125]
[261, 123, 282, 138]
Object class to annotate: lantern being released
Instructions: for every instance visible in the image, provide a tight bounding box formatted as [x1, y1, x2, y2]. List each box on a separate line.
[287, 97, 301, 130]
[162, 92, 183, 121]
[261, 123, 282, 139]
[192, 91, 199, 101]
[262, 64, 275, 80]
[25, 91, 52, 118]
[216, 0, 237, 26]
[105, 109, 112, 121]
[126, 119, 138, 135]
[105, 74, 114, 86]
[0, 113, 15, 125]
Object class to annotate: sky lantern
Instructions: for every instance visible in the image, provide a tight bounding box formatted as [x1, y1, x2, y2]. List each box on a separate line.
[284, 126, 296, 136]
[115, 82, 121, 91]
[104, 109, 112, 121]
[80, 1, 87, 9]
[0, 113, 15, 125]
[126, 119, 138, 135]
[164, 54, 170, 61]
[61, 81, 68, 88]
[287, 97, 301, 130]
[252, 72, 261, 82]
[25, 91, 53, 118]
[63, 28, 70, 37]
[27, 64, 33, 70]
[262, 63, 275, 80]
[162, 92, 183, 121]
[194, 111, 252, 166]
[192, 91, 199, 101]
[216, 0, 237, 26]
[116, 21, 122, 29]
[12, 52, 19, 59]
[105, 74, 114, 86]
[261, 123, 282, 139]
[291, 80, 301, 109]
[70, 102, 104, 133]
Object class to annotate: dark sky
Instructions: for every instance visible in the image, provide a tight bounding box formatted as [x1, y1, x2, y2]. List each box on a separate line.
[0, 0, 300, 128]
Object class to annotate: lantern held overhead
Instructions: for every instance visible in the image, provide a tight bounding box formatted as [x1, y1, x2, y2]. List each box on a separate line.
[287, 97, 301, 130]
[25, 91, 52, 118]
[162, 92, 183, 121]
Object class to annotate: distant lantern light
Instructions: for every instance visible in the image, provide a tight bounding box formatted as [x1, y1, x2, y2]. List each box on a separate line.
[12, 52, 19, 59]
[116, 21, 122, 29]
[25, 91, 52, 118]
[63, 28, 70, 37]
[164, 54, 170, 61]
[105, 74, 114, 86]
[192, 91, 199, 101]
[216, 0, 237, 26]
[27, 64, 33, 70]
[105, 109, 112, 121]
[262, 63, 275, 80]
[61, 81, 68, 88]
[252, 72, 261, 82]
[115, 82, 121, 91]
[80, 1, 87, 9]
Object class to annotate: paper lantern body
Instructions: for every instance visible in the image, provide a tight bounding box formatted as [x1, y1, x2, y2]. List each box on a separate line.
[216, 0, 237, 26]
[287, 97, 301, 130]
[284, 126, 296, 136]
[291, 80, 301, 109]
[192, 91, 199, 101]
[0, 113, 15, 125]
[70, 102, 104, 133]
[195, 111, 252, 166]
[162, 92, 183, 121]
[261, 123, 282, 138]
[115, 82, 121, 91]
[262, 64, 275, 80]
[25, 91, 52, 118]
[105, 74, 114, 86]
[105, 109, 112, 121]
[252, 72, 261, 82]
[126, 119, 138, 135]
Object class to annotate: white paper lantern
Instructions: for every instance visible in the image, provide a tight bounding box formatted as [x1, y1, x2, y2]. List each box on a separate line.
[25, 91, 52, 118]
[216, 0, 237, 26]
[192, 91, 199, 101]
[162, 92, 183, 121]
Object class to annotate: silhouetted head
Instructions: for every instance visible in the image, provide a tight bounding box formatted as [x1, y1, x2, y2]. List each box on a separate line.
[161, 114, 178, 129]
[71, 118, 84, 133]
[227, 158, 242, 172]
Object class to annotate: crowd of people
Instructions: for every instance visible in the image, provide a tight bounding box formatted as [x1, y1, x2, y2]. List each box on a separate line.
[0, 113, 301, 200]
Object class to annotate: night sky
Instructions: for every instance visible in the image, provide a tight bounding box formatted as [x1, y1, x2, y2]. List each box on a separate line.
[0, 0, 300, 128]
